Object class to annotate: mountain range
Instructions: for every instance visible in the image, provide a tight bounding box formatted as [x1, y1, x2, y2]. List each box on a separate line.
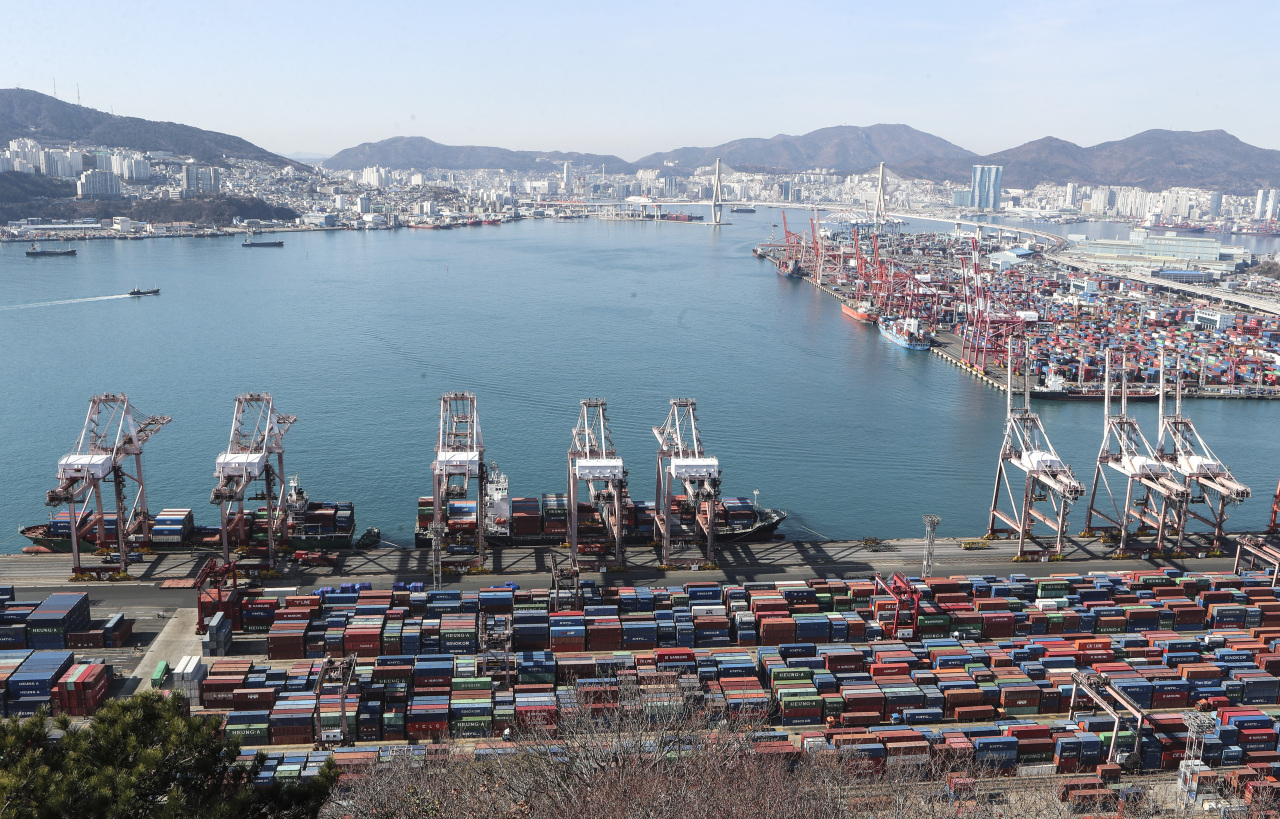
[0, 89, 300, 169]
[324, 136, 637, 175]
[327, 126, 1280, 194]
[3, 89, 1280, 193]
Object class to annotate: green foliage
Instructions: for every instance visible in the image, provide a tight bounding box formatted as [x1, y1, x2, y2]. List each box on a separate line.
[0, 195, 297, 227]
[0, 171, 75, 204]
[0, 691, 336, 819]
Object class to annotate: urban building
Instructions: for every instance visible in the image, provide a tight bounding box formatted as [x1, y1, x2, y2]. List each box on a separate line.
[970, 165, 1002, 210]
[76, 169, 121, 199]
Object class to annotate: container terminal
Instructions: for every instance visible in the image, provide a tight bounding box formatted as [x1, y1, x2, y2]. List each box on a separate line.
[13, 546, 1280, 813]
[754, 213, 1280, 398]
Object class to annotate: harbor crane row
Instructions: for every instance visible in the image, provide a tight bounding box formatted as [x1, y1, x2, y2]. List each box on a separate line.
[46, 393, 171, 574]
[1155, 352, 1251, 551]
[431, 392, 487, 578]
[987, 339, 1085, 557]
[1083, 350, 1189, 552]
[210, 393, 295, 565]
[653, 398, 721, 565]
[567, 399, 627, 567]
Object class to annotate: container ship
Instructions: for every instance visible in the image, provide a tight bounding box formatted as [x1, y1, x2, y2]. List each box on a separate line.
[414, 470, 785, 551]
[19, 475, 354, 553]
[876, 316, 932, 351]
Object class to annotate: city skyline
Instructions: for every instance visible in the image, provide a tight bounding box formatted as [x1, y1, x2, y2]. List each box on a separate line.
[2, 1, 1277, 160]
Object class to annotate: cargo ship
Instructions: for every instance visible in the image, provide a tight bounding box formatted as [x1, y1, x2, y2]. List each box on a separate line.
[19, 475, 354, 552]
[25, 243, 76, 257]
[414, 470, 785, 550]
[840, 300, 877, 323]
[128, 287, 160, 297]
[876, 316, 932, 350]
[1030, 373, 1159, 402]
[730, 205, 756, 214]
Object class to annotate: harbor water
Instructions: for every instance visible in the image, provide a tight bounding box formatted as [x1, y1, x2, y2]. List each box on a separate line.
[1, 213, 1278, 552]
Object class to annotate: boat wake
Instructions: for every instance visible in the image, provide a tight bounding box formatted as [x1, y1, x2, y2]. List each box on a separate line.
[0, 294, 135, 311]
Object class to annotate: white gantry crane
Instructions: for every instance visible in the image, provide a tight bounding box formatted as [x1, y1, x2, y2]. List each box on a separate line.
[47, 394, 171, 575]
[987, 340, 1085, 557]
[430, 392, 487, 582]
[1084, 350, 1189, 552]
[653, 398, 721, 565]
[1155, 353, 1251, 551]
[210, 393, 295, 564]
[568, 399, 627, 567]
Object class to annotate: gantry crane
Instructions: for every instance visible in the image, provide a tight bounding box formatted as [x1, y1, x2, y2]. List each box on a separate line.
[193, 556, 240, 635]
[313, 653, 359, 749]
[959, 238, 1024, 374]
[430, 392, 487, 580]
[988, 339, 1085, 556]
[872, 572, 923, 640]
[652, 399, 721, 565]
[210, 393, 294, 564]
[567, 399, 627, 567]
[46, 394, 171, 574]
[1068, 671, 1149, 769]
[1155, 353, 1251, 551]
[1083, 350, 1189, 552]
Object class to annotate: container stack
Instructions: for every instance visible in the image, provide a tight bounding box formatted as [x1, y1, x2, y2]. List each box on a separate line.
[150, 509, 195, 544]
[0, 649, 33, 716]
[53, 662, 111, 716]
[203, 612, 234, 657]
[541, 494, 568, 537]
[509, 497, 541, 536]
[25, 594, 91, 650]
[171, 655, 208, 706]
[6, 650, 74, 716]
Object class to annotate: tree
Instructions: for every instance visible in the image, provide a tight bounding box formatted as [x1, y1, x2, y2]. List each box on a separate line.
[1255, 260, 1280, 279]
[0, 690, 335, 819]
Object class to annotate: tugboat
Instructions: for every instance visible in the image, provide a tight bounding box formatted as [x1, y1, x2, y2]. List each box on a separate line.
[128, 287, 160, 297]
[26, 242, 77, 257]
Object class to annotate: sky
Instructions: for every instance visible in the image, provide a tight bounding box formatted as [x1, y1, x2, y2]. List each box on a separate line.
[3, 0, 1278, 159]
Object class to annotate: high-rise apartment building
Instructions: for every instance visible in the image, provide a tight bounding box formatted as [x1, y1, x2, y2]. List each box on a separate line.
[970, 165, 1002, 210]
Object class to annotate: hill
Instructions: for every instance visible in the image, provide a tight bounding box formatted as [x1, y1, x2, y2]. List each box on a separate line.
[0, 169, 75, 203]
[0, 89, 302, 169]
[633, 124, 975, 173]
[324, 136, 636, 174]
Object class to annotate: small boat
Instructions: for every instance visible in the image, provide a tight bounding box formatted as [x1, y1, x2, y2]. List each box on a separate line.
[26, 243, 76, 257]
[128, 287, 160, 297]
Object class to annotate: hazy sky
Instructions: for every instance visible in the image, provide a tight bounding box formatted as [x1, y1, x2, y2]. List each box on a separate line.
[3, 0, 1277, 159]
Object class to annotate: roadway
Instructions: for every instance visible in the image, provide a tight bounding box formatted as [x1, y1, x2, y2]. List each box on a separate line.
[6, 534, 1256, 610]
